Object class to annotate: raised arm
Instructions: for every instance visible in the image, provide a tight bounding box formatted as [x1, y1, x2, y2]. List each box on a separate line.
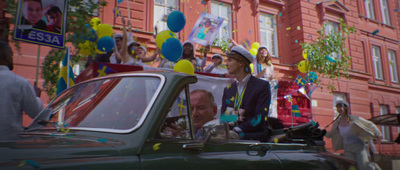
[140, 49, 160, 62]
[120, 17, 130, 63]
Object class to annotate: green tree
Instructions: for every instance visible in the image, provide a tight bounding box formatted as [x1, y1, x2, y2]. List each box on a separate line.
[300, 18, 356, 90]
[5, 0, 108, 99]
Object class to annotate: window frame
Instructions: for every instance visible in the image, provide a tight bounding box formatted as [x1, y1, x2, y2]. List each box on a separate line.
[259, 13, 279, 58]
[379, 105, 391, 142]
[153, 0, 179, 34]
[372, 45, 383, 79]
[324, 21, 340, 60]
[388, 49, 398, 82]
[380, 0, 391, 25]
[211, 1, 232, 45]
[365, 0, 376, 20]
[333, 93, 347, 119]
[396, 107, 400, 134]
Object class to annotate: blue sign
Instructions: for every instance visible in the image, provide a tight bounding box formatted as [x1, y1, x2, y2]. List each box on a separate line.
[13, 0, 68, 49]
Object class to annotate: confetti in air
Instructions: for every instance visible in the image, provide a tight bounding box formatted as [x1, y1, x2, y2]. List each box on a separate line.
[250, 114, 262, 127]
[98, 138, 108, 143]
[153, 143, 162, 151]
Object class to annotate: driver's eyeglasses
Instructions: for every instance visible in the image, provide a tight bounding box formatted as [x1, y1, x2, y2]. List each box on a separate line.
[336, 104, 345, 108]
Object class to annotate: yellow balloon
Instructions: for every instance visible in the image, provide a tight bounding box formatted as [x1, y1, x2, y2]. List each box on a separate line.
[96, 48, 106, 54]
[249, 48, 257, 56]
[90, 17, 102, 31]
[78, 41, 94, 56]
[97, 24, 113, 39]
[251, 42, 260, 49]
[174, 60, 195, 75]
[302, 50, 308, 60]
[250, 63, 254, 74]
[298, 60, 310, 73]
[156, 30, 177, 49]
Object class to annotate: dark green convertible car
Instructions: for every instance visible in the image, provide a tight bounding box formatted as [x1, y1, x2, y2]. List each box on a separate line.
[0, 71, 356, 169]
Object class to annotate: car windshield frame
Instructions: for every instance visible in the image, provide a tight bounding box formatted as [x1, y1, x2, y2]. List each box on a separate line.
[27, 73, 166, 134]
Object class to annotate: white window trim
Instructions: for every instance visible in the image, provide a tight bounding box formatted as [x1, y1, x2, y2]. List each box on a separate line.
[388, 50, 398, 82]
[372, 46, 383, 79]
[259, 13, 279, 58]
[325, 21, 340, 60]
[379, 105, 390, 141]
[396, 107, 400, 133]
[333, 93, 347, 119]
[380, 0, 391, 25]
[154, 0, 179, 34]
[211, 1, 232, 45]
[365, 0, 375, 20]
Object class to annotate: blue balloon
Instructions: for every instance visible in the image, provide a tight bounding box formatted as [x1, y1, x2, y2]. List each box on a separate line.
[167, 11, 186, 32]
[97, 36, 114, 52]
[161, 38, 182, 62]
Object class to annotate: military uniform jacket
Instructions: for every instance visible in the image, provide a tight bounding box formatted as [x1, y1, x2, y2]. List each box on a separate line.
[221, 75, 271, 141]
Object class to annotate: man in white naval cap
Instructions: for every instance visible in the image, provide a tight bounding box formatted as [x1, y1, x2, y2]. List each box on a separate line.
[221, 45, 271, 142]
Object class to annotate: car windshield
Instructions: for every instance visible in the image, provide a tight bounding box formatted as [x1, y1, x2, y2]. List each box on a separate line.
[28, 76, 162, 132]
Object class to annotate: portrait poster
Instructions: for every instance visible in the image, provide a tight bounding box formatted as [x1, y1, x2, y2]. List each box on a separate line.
[187, 12, 224, 46]
[13, 0, 68, 48]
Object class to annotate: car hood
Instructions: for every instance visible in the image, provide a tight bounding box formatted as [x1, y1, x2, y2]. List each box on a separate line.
[0, 132, 123, 168]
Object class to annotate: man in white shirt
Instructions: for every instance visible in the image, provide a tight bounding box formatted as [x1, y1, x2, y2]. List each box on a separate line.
[0, 41, 43, 140]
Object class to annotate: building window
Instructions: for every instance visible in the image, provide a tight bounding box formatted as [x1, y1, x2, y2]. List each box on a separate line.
[154, 0, 179, 33]
[372, 46, 383, 79]
[380, 0, 391, 25]
[211, 1, 232, 44]
[333, 93, 347, 119]
[396, 107, 400, 133]
[388, 50, 398, 82]
[325, 21, 340, 60]
[379, 105, 390, 141]
[365, 0, 375, 20]
[259, 13, 278, 57]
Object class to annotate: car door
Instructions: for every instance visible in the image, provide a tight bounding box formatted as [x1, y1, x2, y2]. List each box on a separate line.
[139, 87, 282, 169]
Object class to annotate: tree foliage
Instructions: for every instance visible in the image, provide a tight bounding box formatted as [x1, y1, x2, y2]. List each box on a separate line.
[301, 18, 356, 91]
